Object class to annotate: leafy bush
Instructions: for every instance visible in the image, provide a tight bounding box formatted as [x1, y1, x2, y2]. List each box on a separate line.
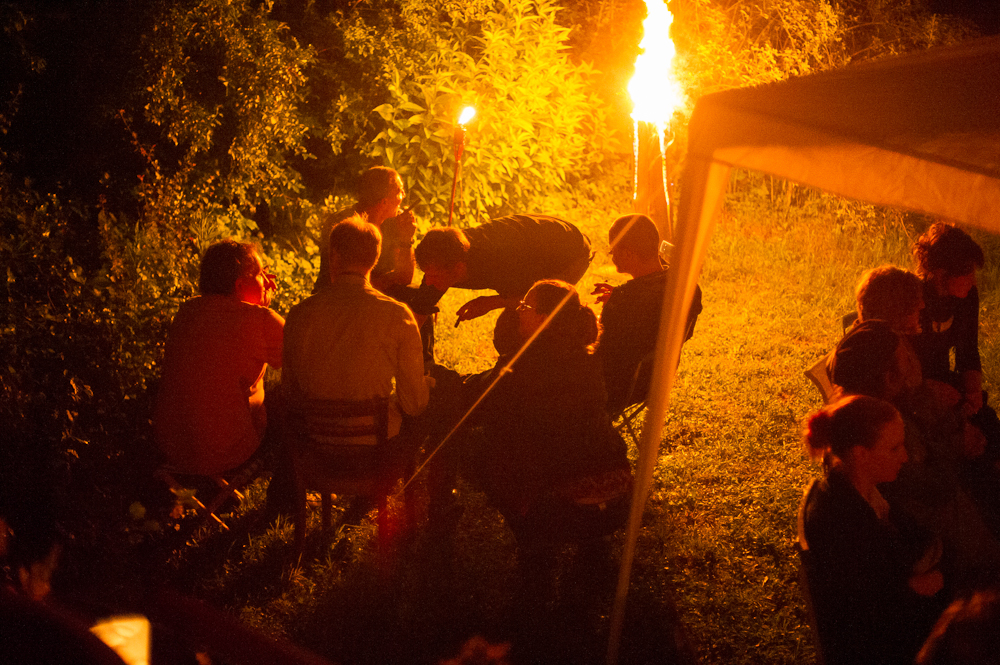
[368, 0, 620, 224]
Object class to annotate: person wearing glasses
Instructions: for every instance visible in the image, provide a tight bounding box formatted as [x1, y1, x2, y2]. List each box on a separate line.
[155, 239, 284, 477]
[463, 280, 631, 601]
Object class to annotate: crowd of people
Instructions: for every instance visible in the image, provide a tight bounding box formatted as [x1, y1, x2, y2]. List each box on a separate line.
[150, 166, 700, 596]
[799, 223, 1000, 664]
[131, 163, 1000, 662]
[7, 160, 1000, 663]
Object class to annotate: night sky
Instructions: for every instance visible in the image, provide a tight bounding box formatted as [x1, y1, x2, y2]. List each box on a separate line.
[930, 0, 999, 35]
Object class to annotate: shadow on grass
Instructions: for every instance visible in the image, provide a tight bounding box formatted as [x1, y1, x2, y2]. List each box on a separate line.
[148, 477, 696, 665]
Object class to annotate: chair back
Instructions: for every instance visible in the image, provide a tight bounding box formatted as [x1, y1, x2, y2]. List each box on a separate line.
[288, 397, 391, 495]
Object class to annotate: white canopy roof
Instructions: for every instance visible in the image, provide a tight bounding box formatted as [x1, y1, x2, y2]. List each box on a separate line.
[610, 35, 1000, 661]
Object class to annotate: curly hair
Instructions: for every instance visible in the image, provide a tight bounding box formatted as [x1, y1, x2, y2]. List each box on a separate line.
[912, 223, 984, 279]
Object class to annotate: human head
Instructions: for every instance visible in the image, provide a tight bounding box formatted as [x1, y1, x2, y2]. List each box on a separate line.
[517, 279, 599, 351]
[608, 214, 660, 275]
[328, 215, 381, 277]
[356, 166, 405, 226]
[415, 227, 470, 291]
[855, 265, 924, 334]
[199, 239, 275, 306]
[832, 320, 921, 400]
[913, 223, 984, 297]
[7, 515, 63, 601]
[803, 395, 905, 481]
[916, 590, 1000, 665]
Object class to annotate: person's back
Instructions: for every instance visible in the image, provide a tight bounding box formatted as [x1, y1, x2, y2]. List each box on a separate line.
[284, 217, 429, 437]
[155, 240, 283, 476]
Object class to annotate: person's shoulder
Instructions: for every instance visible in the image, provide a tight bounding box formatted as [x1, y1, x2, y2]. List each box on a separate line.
[365, 283, 415, 314]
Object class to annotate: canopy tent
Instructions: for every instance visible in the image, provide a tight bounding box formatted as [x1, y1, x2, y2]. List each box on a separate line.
[609, 35, 1000, 662]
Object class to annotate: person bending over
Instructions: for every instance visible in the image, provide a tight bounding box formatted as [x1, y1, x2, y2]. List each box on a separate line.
[155, 240, 284, 477]
[799, 394, 946, 665]
[414, 214, 591, 354]
[592, 213, 702, 413]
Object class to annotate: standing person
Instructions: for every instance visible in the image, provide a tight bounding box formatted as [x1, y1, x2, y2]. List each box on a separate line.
[799, 395, 947, 665]
[315, 166, 416, 295]
[414, 214, 592, 354]
[284, 216, 431, 443]
[155, 240, 284, 477]
[592, 213, 702, 413]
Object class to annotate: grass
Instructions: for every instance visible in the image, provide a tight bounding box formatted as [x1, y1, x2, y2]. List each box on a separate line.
[143, 182, 1000, 664]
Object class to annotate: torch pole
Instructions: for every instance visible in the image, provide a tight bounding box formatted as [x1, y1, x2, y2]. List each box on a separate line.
[447, 126, 466, 227]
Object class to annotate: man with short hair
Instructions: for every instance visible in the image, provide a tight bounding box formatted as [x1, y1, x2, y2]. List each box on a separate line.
[413, 214, 592, 354]
[855, 265, 924, 334]
[593, 214, 702, 413]
[155, 239, 284, 476]
[285, 216, 431, 439]
[315, 166, 416, 295]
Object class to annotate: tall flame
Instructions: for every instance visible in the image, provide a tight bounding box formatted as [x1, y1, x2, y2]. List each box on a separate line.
[628, 0, 684, 128]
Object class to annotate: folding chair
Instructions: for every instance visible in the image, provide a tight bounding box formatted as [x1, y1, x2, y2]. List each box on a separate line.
[612, 352, 655, 443]
[155, 455, 268, 531]
[287, 397, 415, 556]
[803, 311, 857, 404]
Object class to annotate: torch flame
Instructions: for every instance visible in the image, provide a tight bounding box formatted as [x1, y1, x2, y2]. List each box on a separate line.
[628, 0, 684, 127]
[458, 106, 476, 126]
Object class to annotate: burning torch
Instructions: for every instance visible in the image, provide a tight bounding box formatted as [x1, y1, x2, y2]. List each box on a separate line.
[448, 106, 476, 227]
[628, 0, 684, 246]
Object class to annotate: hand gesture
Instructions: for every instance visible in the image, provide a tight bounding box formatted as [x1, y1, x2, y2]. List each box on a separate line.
[923, 379, 962, 409]
[455, 295, 506, 326]
[592, 282, 614, 305]
[908, 569, 944, 597]
[384, 209, 417, 243]
[961, 422, 987, 459]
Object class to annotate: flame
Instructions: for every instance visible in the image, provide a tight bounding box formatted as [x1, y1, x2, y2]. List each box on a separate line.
[628, 0, 684, 127]
[458, 106, 476, 126]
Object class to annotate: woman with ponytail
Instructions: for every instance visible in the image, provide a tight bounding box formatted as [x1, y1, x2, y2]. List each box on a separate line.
[799, 395, 947, 664]
[464, 280, 631, 589]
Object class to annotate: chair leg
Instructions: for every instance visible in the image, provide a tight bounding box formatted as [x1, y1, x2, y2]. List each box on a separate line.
[294, 487, 307, 556]
[321, 493, 332, 531]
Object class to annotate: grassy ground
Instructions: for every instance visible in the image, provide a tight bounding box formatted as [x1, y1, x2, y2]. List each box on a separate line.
[149, 183, 1000, 664]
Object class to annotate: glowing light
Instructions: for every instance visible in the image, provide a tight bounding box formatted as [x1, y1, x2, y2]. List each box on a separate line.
[458, 106, 476, 126]
[628, 0, 684, 129]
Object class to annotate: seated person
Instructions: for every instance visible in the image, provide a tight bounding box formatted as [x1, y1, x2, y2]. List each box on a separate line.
[155, 240, 284, 477]
[283, 216, 431, 445]
[413, 214, 592, 354]
[592, 213, 702, 413]
[912, 223, 986, 414]
[806, 264, 922, 403]
[856, 264, 924, 334]
[462, 280, 631, 580]
[831, 321, 1000, 587]
[799, 394, 946, 665]
[315, 166, 416, 295]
